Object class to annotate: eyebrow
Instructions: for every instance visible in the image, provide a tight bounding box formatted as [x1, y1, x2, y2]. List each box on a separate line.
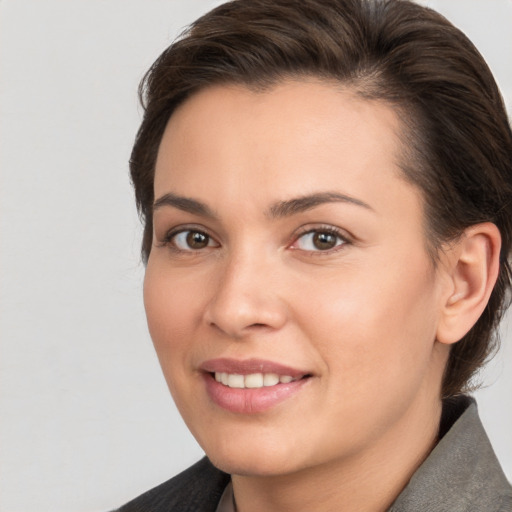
[152, 190, 373, 219]
[153, 192, 217, 218]
[267, 192, 373, 218]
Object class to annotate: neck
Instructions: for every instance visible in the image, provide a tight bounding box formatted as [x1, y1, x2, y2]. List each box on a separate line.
[231, 395, 442, 512]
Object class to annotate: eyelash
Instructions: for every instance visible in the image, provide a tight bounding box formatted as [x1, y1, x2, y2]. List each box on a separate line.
[159, 225, 350, 255]
[290, 225, 350, 255]
[160, 226, 217, 253]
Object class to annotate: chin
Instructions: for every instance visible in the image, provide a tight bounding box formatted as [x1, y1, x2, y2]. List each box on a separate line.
[208, 451, 300, 478]
[200, 432, 306, 477]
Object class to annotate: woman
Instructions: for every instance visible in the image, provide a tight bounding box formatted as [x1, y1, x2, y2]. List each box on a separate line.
[117, 0, 512, 510]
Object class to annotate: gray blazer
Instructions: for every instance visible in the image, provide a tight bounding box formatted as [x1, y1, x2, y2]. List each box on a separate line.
[116, 396, 512, 511]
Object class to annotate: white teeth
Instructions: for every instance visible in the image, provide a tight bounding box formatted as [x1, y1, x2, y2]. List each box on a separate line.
[228, 374, 245, 388]
[214, 372, 297, 389]
[263, 373, 280, 386]
[245, 373, 264, 388]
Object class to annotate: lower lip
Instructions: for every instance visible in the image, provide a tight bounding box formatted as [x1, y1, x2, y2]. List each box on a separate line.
[203, 373, 310, 414]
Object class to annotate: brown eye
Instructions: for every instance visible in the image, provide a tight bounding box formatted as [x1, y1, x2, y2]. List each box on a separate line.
[312, 232, 338, 250]
[171, 230, 216, 251]
[293, 229, 346, 252]
[186, 231, 209, 249]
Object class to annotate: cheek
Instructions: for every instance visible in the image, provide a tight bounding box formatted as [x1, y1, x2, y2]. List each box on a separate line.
[294, 254, 439, 396]
[142, 263, 212, 431]
[143, 262, 202, 372]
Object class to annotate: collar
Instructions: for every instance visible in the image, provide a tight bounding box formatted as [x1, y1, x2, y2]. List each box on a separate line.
[389, 396, 511, 511]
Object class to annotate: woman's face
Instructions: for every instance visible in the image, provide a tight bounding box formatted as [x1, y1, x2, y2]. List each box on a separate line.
[144, 80, 450, 477]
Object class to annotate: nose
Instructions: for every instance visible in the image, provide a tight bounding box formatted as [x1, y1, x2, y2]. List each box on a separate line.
[203, 252, 288, 339]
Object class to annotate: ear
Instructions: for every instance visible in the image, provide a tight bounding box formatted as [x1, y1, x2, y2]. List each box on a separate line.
[436, 222, 501, 345]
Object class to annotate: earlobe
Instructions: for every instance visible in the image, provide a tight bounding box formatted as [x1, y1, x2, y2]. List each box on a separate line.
[436, 223, 501, 345]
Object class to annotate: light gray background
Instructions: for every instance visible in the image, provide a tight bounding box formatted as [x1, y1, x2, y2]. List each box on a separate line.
[1, 1, 511, 511]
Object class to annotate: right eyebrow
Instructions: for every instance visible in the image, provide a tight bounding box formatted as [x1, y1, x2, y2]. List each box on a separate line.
[267, 191, 373, 218]
[153, 192, 216, 219]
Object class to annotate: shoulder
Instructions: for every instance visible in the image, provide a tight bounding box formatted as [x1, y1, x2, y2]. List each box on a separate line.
[496, 494, 512, 512]
[114, 457, 230, 512]
[391, 396, 512, 512]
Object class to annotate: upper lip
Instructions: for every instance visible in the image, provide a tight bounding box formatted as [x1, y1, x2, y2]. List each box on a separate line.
[200, 358, 310, 378]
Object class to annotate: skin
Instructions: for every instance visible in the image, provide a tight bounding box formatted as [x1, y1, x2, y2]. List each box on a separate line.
[144, 80, 499, 511]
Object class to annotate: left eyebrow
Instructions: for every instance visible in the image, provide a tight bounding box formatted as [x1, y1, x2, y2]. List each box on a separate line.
[267, 192, 373, 218]
[153, 192, 217, 219]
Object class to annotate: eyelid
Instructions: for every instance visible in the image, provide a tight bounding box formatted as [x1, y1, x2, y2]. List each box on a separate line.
[158, 224, 220, 252]
[289, 225, 351, 253]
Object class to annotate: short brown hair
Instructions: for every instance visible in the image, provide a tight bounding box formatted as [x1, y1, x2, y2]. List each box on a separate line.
[130, 0, 512, 397]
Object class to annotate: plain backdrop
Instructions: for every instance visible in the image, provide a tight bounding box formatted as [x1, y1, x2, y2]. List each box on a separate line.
[1, 1, 511, 511]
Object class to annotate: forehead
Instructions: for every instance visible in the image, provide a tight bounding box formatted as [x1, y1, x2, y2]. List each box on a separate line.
[154, 79, 420, 220]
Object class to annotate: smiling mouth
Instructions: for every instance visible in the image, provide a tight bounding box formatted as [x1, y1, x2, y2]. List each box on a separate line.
[201, 360, 312, 413]
[212, 372, 308, 389]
